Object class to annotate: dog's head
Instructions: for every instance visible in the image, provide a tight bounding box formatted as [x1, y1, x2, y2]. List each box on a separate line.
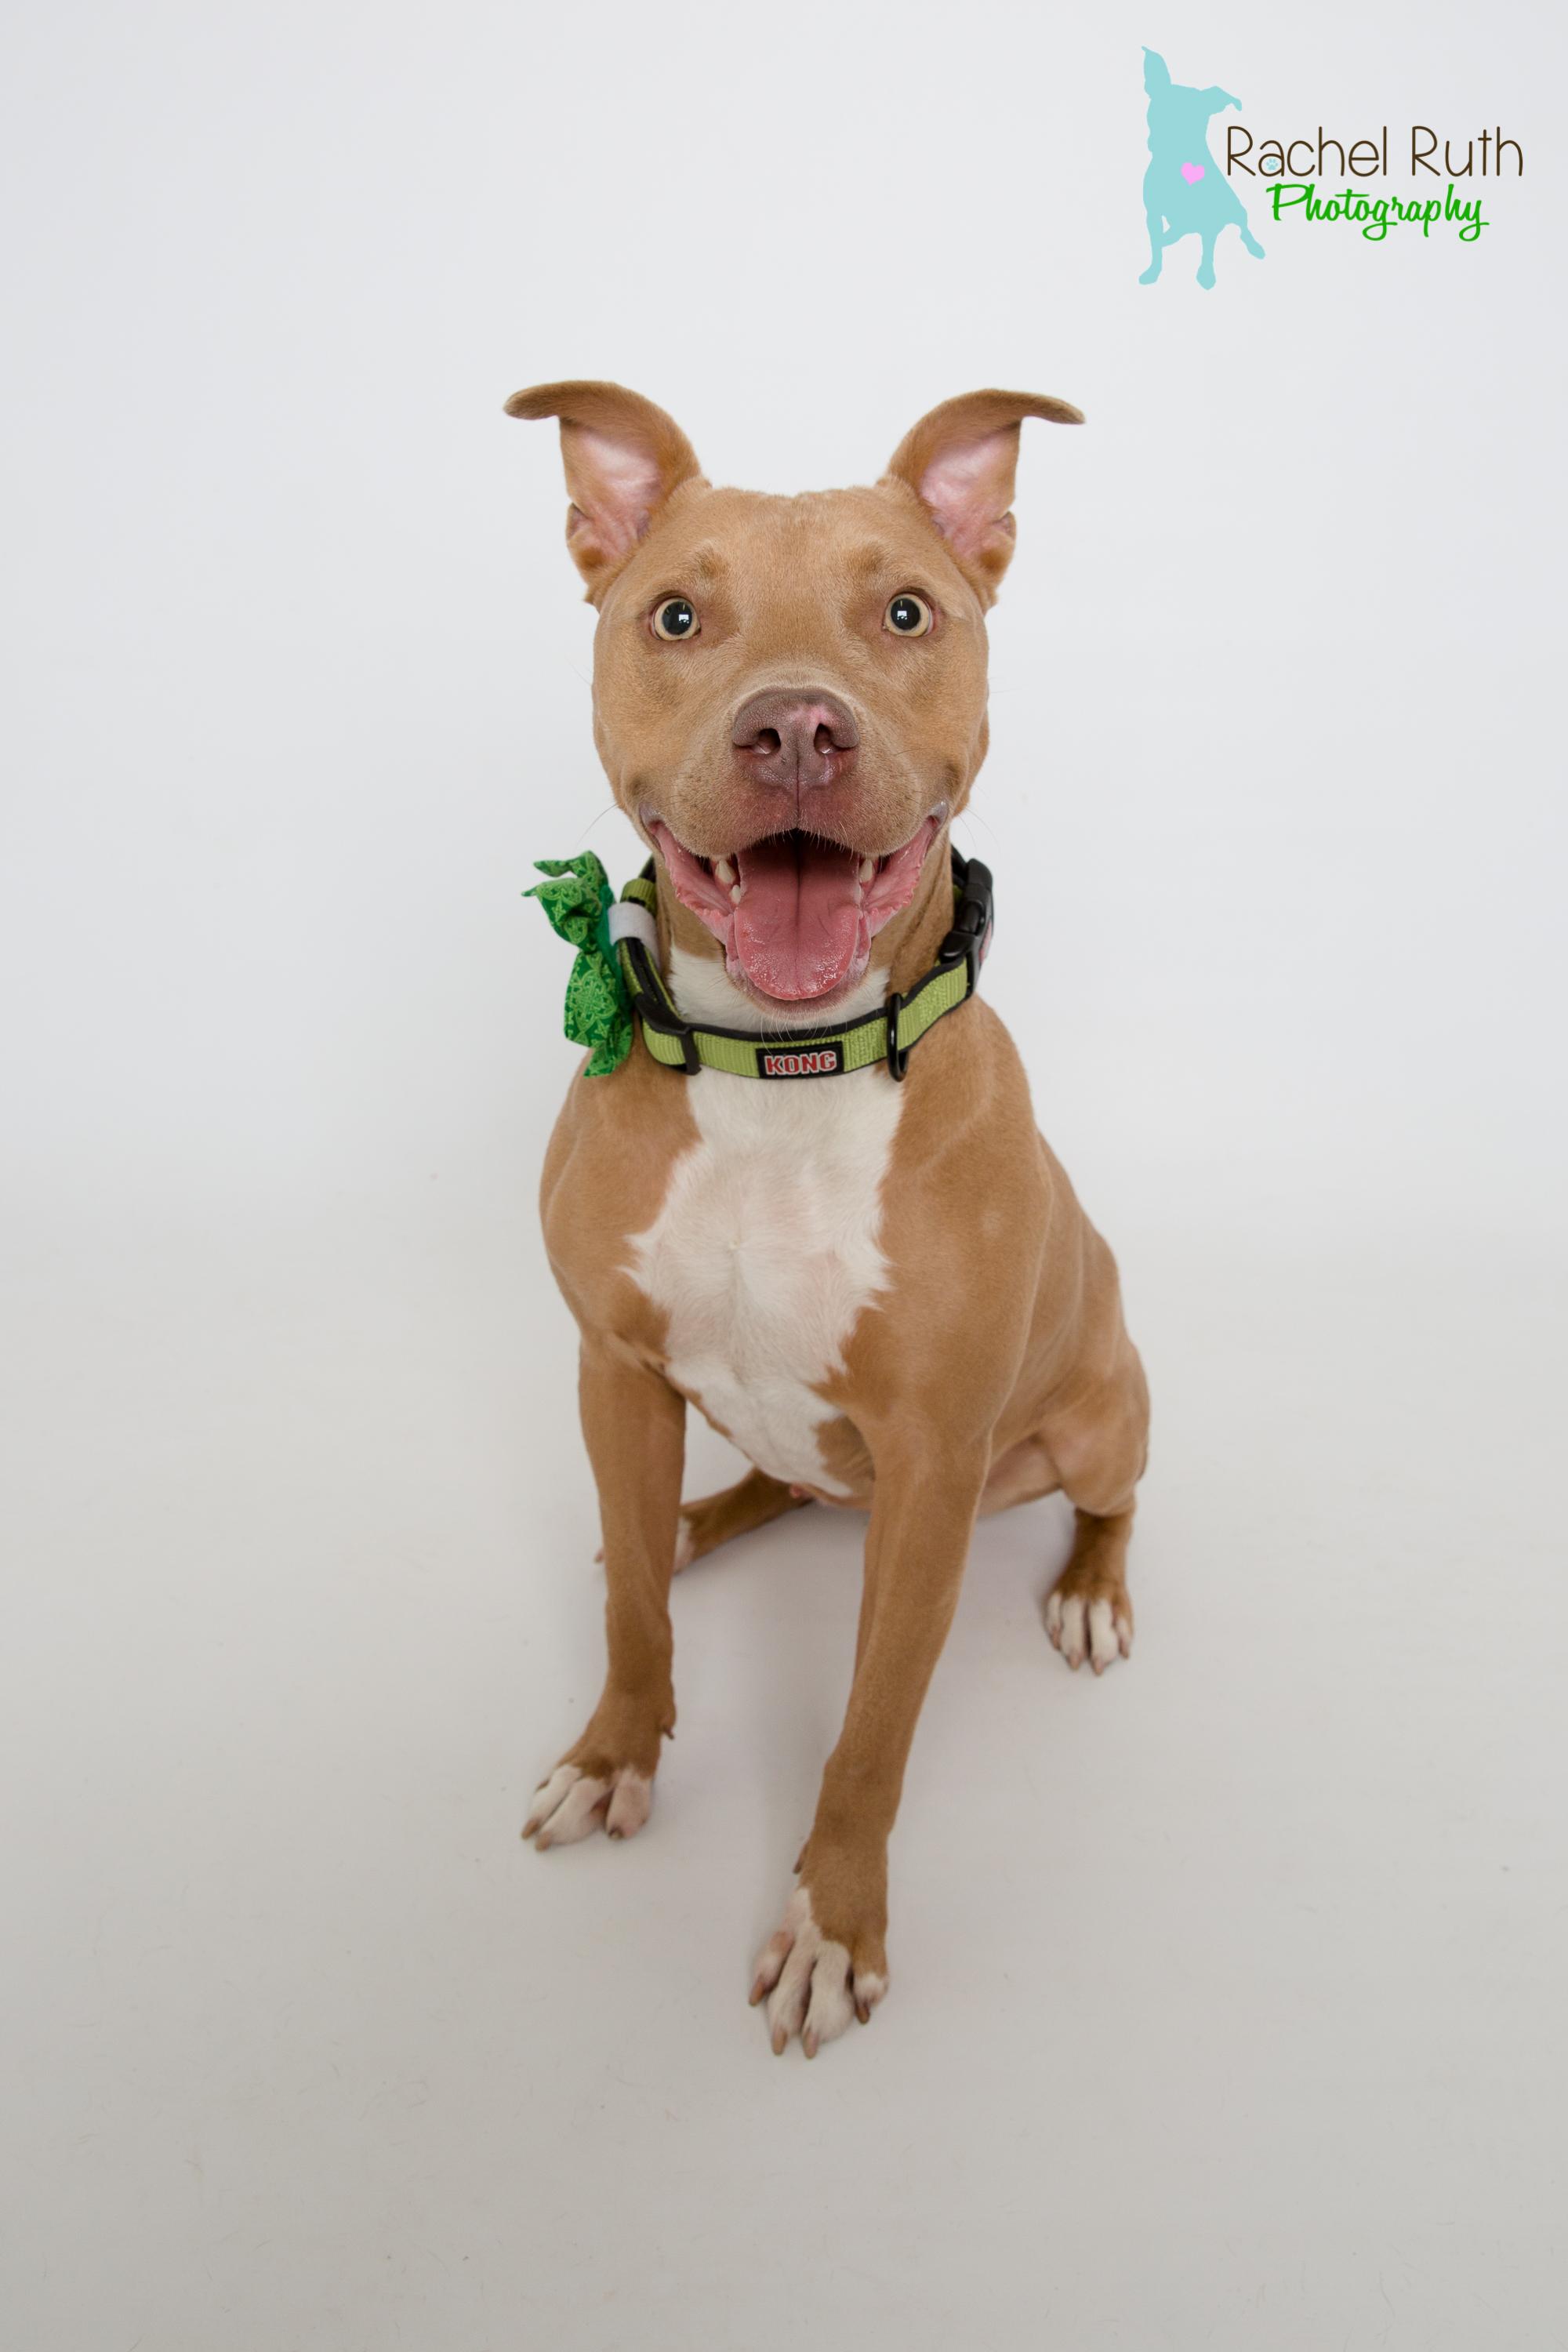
[507, 381, 1081, 1011]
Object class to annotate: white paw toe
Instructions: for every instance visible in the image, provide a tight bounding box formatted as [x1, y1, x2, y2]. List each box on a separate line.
[1046, 1590, 1088, 1667]
[1087, 1597, 1116, 1671]
[604, 1770, 652, 1838]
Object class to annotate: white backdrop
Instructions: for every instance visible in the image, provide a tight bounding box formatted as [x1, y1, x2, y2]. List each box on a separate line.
[4, 2, 1565, 2347]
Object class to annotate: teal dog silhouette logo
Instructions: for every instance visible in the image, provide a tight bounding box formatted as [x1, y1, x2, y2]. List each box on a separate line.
[1140, 47, 1265, 289]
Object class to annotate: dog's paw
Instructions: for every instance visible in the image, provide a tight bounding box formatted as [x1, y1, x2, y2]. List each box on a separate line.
[1045, 1582, 1134, 1675]
[522, 1761, 652, 1850]
[749, 1886, 887, 2058]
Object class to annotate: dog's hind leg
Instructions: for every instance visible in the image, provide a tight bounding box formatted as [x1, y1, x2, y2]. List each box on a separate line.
[1038, 1325, 1150, 1676]
[978, 1435, 1060, 1515]
[1045, 1501, 1137, 1671]
[676, 1467, 809, 1570]
[1138, 206, 1167, 283]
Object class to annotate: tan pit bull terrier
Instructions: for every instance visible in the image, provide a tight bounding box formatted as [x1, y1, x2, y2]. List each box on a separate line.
[507, 381, 1149, 2057]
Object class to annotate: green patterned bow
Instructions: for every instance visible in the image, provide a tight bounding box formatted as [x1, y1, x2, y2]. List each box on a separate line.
[525, 853, 633, 1076]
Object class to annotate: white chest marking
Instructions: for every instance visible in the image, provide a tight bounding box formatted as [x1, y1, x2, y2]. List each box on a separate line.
[627, 949, 903, 1497]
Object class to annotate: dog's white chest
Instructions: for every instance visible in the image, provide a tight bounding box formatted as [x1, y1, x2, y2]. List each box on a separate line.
[628, 1040, 903, 1497]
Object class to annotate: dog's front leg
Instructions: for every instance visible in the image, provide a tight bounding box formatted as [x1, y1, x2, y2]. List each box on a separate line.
[523, 1338, 685, 1849]
[751, 1429, 990, 2056]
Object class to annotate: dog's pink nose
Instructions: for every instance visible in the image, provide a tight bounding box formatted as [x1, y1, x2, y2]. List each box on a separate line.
[731, 688, 859, 789]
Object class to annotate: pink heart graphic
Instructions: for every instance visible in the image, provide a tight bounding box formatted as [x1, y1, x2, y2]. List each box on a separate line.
[1181, 162, 1205, 184]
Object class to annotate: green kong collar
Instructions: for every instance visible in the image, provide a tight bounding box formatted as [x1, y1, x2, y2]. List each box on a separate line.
[528, 847, 992, 1083]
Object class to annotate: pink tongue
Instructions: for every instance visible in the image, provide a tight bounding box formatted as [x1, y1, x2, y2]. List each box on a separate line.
[731, 836, 866, 1000]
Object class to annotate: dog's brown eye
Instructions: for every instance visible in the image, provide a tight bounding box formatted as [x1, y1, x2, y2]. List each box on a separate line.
[652, 597, 698, 641]
[885, 593, 934, 637]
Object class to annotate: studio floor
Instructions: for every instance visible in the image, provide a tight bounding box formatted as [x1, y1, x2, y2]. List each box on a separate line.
[5, 1201, 1563, 2350]
[5, 1204, 1561, 2343]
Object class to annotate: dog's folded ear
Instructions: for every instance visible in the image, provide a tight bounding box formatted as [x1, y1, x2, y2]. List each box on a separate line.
[883, 390, 1083, 603]
[504, 381, 705, 599]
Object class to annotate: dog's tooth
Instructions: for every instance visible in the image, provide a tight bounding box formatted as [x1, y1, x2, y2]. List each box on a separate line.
[858, 857, 876, 884]
[714, 857, 736, 888]
[730, 884, 742, 905]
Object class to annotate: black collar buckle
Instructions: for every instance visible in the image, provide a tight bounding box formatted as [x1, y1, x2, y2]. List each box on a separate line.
[884, 989, 910, 1081]
[935, 854, 994, 997]
[622, 935, 702, 1074]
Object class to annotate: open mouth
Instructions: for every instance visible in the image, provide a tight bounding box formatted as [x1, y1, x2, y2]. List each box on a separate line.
[644, 815, 943, 1004]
